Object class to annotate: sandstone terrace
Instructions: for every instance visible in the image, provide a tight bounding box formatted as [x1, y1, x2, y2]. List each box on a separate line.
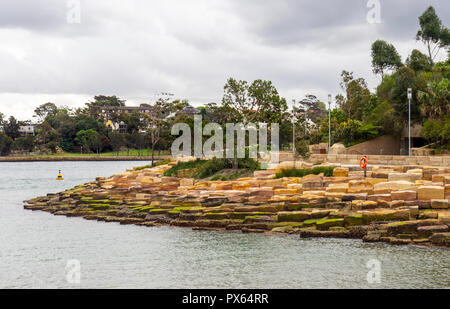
[24, 159, 450, 248]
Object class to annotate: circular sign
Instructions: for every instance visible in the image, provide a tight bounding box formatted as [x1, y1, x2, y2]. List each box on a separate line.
[360, 157, 368, 169]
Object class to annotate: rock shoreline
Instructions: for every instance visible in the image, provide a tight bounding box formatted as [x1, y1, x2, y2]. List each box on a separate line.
[24, 161, 450, 248]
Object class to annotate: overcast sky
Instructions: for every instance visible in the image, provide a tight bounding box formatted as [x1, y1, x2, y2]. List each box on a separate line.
[0, 0, 448, 120]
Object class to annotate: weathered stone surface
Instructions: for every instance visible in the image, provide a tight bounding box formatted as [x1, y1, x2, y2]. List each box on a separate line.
[418, 186, 445, 200]
[430, 199, 449, 209]
[417, 225, 449, 237]
[386, 221, 418, 235]
[362, 209, 410, 224]
[342, 193, 368, 201]
[429, 232, 450, 246]
[363, 234, 381, 242]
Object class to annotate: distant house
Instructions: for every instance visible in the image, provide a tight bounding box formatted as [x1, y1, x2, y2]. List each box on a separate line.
[100, 104, 154, 122]
[0, 125, 4, 133]
[19, 124, 37, 136]
[181, 106, 199, 116]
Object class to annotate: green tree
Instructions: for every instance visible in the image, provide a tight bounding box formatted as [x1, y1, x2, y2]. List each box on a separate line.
[108, 131, 126, 155]
[389, 66, 419, 121]
[417, 78, 450, 118]
[4, 116, 21, 139]
[222, 78, 287, 124]
[371, 40, 403, 78]
[37, 121, 60, 145]
[0, 132, 12, 156]
[12, 135, 35, 152]
[416, 6, 449, 64]
[75, 129, 104, 153]
[337, 71, 371, 120]
[406, 49, 432, 72]
[33, 102, 57, 122]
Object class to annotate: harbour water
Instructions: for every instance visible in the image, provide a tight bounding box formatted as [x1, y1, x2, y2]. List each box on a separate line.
[0, 161, 448, 288]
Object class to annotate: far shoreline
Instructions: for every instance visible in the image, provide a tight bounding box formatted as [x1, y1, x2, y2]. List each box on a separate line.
[0, 156, 171, 162]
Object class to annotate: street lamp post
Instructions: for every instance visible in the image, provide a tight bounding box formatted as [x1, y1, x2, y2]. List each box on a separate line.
[328, 94, 332, 153]
[292, 99, 296, 156]
[407, 88, 412, 156]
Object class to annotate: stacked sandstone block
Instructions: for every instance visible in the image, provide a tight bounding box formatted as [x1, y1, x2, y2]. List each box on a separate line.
[24, 161, 450, 247]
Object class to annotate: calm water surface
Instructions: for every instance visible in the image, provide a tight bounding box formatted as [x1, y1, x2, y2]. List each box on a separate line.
[0, 161, 449, 288]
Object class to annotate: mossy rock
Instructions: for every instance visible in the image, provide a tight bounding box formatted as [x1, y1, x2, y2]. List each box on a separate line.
[90, 204, 110, 210]
[149, 209, 169, 214]
[231, 212, 250, 220]
[362, 211, 409, 224]
[205, 212, 230, 220]
[284, 204, 309, 211]
[344, 214, 363, 227]
[316, 218, 344, 230]
[277, 211, 311, 222]
[137, 206, 154, 212]
[302, 219, 319, 227]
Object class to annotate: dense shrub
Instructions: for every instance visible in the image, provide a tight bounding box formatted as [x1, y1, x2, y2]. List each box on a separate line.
[275, 166, 335, 179]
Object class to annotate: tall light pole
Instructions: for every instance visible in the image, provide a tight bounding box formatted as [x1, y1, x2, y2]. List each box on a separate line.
[407, 88, 412, 156]
[328, 94, 332, 153]
[292, 99, 296, 155]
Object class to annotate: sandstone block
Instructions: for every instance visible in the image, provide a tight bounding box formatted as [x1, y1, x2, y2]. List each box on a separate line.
[326, 183, 348, 193]
[374, 181, 415, 193]
[277, 211, 311, 222]
[417, 186, 445, 200]
[430, 199, 449, 209]
[391, 190, 417, 201]
[418, 225, 449, 237]
[179, 178, 195, 187]
[388, 173, 421, 182]
[333, 167, 349, 177]
[368, 194, 392, 203]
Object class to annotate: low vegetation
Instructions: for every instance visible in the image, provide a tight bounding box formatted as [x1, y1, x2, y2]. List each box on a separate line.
[164, 158, 260, 179]
[274, 166, 335, 179]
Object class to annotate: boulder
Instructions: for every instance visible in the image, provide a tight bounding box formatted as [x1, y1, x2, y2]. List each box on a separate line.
[417, 186, 445, 200]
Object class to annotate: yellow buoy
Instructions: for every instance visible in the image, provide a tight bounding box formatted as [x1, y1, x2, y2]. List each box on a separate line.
[56, 170, 64, 180]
